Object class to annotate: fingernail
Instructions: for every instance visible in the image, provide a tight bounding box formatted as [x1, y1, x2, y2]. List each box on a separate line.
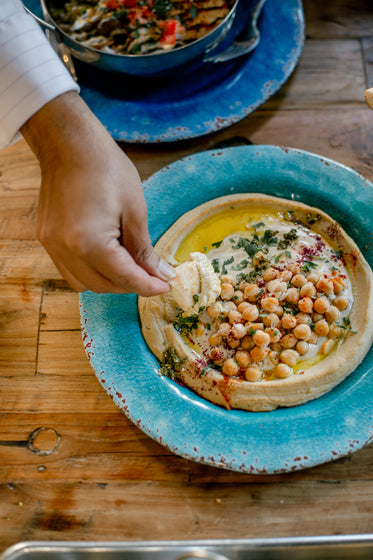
[158, 259, 176, 281]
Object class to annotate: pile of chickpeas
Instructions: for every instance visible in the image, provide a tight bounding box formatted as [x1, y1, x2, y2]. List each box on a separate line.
[206, 261, 350, 382]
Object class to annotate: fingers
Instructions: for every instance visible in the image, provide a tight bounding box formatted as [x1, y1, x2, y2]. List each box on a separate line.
[47, 242, 171, 296]
[119, 206, 176, 283]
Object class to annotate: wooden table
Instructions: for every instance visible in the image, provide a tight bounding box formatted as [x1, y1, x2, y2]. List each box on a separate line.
[1, 0, 373, 553]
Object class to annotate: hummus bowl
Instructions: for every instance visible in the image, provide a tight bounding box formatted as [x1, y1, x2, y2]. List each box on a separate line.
[80, 145, 373, 473]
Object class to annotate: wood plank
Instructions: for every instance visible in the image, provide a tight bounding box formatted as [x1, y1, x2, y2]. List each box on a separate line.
[128, 108, 373, 184]
[362, 36, 373, 88]
[304, 0, 373, 39]
[264, 39, 366, 109]
[37, 330, 93, 376]
[0, 240, 60, 281]
[40, 288, 80, 332]
[0, 376, 114, 413]
[0, 412, 372, 484]
[0, 479, 372, 551]
[0, 281, 40, 375]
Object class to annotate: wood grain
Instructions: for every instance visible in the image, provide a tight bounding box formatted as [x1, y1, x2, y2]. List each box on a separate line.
[0, 0, 373, 554]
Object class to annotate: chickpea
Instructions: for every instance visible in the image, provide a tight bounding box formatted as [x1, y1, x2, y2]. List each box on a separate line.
[275, 363, 292, 378]
[253, 330, 270, 347]
[232, 290, 244, 305]
[221, 301, 237, 316]
[228, 310, 242, 325]
[278, 269, 292, 282]
[280, 349, 299, 367]
[244, 366, 262, 382]
[220, 282, 235, 300]
[314, 319, 329, 337]
[300, 282, 316, 298]
[241, 334, 254, 350]
[227, 335, 240, 349]
[244, 283, 262, 302]
[239, 280, 250, 292]
[274, 305, 284, 317]
[333, 295, 348, 311]
[271, 342, 282, 353]
[263, 267, 278, 282]
[281, 313, 297, 330]
[220, 274, 235, 286]
[246, 322, 264, 332]
[207, 302, 223, 318]
[217, 322, 231, 338]
[237, 301, 250, 314]
[230, 323, 247, 340]
[266, 328, 282, 343]
[208, 333, 223, 346]
[269, 350, 280, 365]
[285, 287, 300, 305]
[222, 358, 239, 377]
[313, 296, 330, 314]
[296, 340, 309, 355]
[307, 271, 320, 285]
[287, 263, 300, 274]
[261, 296, 279, 312]
[280, 333, 298, 348]
[316, 277, 334, 295]
[242, 303, 259, 322]
[196, 322, 205, 337]
[295, 313, 312, 326]
[250, 345, 268, 362]
[291, 273, 308, 288]
[328, 324, 344, 339]
[332, 276, 346, 294]
[266, 279, 285, 294]
[235, 350, 251, 368]
[324, 305, 340, 323]
[263, 312, 280, 328]
[307, 331, 318, 344]
[293, 323, 312, 340]
[210, 347, 228, 365]
[312, 313, 324, 323]
[321, 339, 334, 355]
[298, 297, 313, 314]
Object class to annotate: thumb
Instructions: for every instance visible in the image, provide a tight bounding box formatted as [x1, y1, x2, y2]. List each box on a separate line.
[135, 240, 176, 282]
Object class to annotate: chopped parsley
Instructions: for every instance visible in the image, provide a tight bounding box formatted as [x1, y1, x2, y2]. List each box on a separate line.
[302, 260, 318, 273]
[173, 312, 199, 335]
[221, 256, 234, 274]
[278, 228, 299, 249]
[159, 346, 186, 380]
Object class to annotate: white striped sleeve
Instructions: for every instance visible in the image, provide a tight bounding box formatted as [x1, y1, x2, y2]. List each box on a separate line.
[0, 0, 80, 149]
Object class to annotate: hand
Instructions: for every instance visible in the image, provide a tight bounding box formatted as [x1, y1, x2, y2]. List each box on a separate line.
[21, 91, 175, 296]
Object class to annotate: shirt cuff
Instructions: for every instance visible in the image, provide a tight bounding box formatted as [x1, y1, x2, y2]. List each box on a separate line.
[0, 8, 80, 149]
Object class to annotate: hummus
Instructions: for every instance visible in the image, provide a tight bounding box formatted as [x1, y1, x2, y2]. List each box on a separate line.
[139, 194, 373, 411]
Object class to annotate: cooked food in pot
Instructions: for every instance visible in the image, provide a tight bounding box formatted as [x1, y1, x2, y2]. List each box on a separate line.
[51, 0, 235, 55]
[139, 194, 373, 412]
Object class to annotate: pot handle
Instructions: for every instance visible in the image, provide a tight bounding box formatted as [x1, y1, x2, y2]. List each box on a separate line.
[23, 3, 77, 80]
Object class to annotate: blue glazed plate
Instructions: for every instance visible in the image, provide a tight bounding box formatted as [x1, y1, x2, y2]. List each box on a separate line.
[80, 145, 373, 474]
[25, 0, 304, 143]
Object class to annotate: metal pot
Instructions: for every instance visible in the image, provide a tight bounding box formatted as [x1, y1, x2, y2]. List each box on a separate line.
[30, 0, 241, 78]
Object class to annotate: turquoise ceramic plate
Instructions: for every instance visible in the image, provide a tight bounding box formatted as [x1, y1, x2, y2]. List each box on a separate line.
[80, 145, 373, 473]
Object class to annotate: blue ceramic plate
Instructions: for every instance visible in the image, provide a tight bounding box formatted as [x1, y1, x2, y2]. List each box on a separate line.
[80, 145, 373, 474]
[25, 0, 304, 143]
